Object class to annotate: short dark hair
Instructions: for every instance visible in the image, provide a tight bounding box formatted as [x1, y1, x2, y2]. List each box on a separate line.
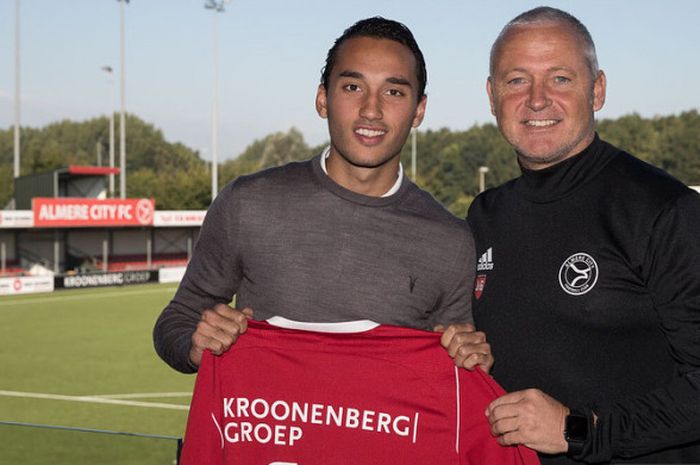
[321, 16, 427, 98]
[490, 6, 599, 79]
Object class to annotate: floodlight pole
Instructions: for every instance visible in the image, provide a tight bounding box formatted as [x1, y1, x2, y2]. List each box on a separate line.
[411, 128, 417, 180]
[205, 0, 231, 201]
[118, 0, 129, 199]
[211, 9, 220, 201]
[14, 0, 21, 180]
[478, 166, 490, 193]
[102, 66, 116, 197]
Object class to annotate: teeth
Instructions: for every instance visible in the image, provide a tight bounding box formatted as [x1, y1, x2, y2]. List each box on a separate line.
[355, 128, 386, 137]
[526, 120, 557, 127]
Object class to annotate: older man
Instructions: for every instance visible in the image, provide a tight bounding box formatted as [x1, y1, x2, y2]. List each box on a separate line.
[468, 6, 700, 465]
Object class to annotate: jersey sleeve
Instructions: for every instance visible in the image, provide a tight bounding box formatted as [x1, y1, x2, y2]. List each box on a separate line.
[459, 369, 540, 465]
[153, 181, 244, 373]
[180, 351, 225, 465]
[575, 190, 700, 461]
[431, 223, 476, 327]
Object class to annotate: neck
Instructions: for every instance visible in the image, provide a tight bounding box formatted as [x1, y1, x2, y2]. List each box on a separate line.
[326, 152, 400, 197]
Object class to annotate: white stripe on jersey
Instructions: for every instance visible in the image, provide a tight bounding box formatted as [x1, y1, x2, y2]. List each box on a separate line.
[454, 366, 461, 454]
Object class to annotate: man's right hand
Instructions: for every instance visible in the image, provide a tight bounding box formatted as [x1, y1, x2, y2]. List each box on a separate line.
[188, 304, 254, 367]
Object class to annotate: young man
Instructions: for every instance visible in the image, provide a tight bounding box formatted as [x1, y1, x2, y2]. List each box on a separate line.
[153, 17, 490, 375]
[469, 6, 700, 464]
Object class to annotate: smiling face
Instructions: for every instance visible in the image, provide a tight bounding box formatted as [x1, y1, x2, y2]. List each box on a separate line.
[487, 23, 606, 170]
[316, 36, 426, 194]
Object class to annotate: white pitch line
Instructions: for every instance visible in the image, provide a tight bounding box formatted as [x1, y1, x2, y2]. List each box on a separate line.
[0, 390, 189, 411]
[0, 287, 178, 307]
[91, 392, 192, 399]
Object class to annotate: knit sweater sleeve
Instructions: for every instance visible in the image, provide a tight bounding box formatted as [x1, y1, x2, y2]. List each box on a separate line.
[576, 190, 700, 462]
[430, 222, 476, 327]
[152, 181, 244, 373]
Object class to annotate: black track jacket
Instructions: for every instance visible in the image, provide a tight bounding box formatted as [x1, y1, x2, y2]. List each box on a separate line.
[468, 135, 700, 464]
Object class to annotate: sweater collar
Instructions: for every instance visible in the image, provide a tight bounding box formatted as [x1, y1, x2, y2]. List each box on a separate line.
[319, 146, 404, 197]
[311, 153, 412, 207]
[515, 134, 614, 203]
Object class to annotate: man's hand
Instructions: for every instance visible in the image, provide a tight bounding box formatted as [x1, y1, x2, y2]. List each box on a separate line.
[486, 388, 569, 454]
[434, 323, 494, 373]
[189, 305, 254, 367]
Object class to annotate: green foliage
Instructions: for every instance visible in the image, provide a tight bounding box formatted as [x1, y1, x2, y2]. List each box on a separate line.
[409, 110, 700, 214]
[219, 127, 312, 188]
[0, 164, 13, 208]
[597, 110, 700, 185]
[1, 110, 699, 214]
[0, 115, 209, 209]
[402, 124, 517, 214]
[129, 166, 211, 211]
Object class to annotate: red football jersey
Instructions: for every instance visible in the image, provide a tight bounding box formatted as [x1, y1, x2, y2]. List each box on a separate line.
[180, 318, 539, 465]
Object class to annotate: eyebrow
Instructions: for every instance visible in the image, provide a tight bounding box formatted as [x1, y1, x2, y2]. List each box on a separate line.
[387, 76, 412, 87]
[338, 70, 413, 88]
[339, 70, 363, 79]
[504, 67, 529, 75]
[503, 66, 576, 75]
[548, 66, 577, 75]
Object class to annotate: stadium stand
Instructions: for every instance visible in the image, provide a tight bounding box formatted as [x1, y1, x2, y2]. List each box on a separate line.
[96, 253, 189, 271]
[0, 260, 25, 277]
[1, 165, 204, 283]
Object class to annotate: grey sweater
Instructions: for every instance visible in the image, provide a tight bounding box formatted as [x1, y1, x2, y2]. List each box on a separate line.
[153, 155, 475, 373]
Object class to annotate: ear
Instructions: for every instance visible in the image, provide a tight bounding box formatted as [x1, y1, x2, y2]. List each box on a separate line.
[411, 95, 427, 128]
[316, 84, 328, 119]
[592, 70, 606, 112]
[486, 77, 497, 116]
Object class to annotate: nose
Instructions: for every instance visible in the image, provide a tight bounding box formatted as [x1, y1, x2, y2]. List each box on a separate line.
[526, 80, 551, 111]
[359, 92, 383, 121]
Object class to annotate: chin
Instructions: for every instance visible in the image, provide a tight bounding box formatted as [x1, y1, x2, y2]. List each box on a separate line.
[349, 152, 397, 169]
[517, 147, 571, 168]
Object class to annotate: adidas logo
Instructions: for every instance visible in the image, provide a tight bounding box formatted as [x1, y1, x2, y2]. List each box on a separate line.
[477, 247, 494, 271]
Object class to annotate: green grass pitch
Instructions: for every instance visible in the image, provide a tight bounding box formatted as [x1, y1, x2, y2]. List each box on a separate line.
[0, 283, 195, 464]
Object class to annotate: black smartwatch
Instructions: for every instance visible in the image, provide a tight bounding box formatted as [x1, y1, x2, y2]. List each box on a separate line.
[564, 410, 589, 456]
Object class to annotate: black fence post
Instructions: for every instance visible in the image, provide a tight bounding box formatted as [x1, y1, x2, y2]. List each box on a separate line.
[176, 438, 183, 465]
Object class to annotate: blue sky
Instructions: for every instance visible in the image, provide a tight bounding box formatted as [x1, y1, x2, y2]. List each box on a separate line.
[0, 0, 698, 161]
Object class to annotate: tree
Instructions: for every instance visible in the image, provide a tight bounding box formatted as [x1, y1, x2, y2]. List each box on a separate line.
[0, 114, 208, 208]
[219, 127, 311, 187]
[1, 110, 697, 213]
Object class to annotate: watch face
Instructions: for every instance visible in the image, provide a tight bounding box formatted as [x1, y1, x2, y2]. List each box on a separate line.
[566, 414, 589, 442]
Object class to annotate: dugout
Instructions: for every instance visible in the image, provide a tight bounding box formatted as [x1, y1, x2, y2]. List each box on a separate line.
[14, 165, 120, 209]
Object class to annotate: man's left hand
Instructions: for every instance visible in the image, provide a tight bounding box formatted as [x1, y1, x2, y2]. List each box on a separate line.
[435, 323, 494, 373]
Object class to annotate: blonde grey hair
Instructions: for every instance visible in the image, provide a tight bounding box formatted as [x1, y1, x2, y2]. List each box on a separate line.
[490, 6, 599, 79]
